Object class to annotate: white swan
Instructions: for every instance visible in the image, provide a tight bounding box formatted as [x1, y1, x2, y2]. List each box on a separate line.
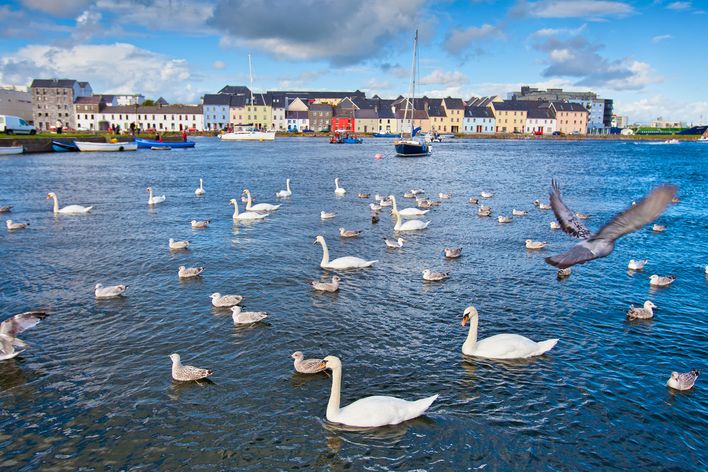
[393, 209, 429, 232]
[276, 178, 292, 198]
[314, 235, 376, 269]
[461, 306, 558, 359]
[195, 178, 205, 196]
[321, 355, 438, 428]
[389, 195, 429, 217]
[334, 178, 346, 195]
[47, 192, 92, 214]
[146, 187, 166, 205]
[229, 199, 268, 220]
[243, 189, 280, 212]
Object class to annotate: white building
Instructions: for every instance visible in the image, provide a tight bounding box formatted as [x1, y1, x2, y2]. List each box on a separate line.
[463, 106, 496, 133]
[524, 107, 556, 135]
[93, 104, 204, 132]
[115, 94, 145, 106]
[0, 85, 32, 122]
[202, 94, 231, 130]
[285, 97, 309, 131]
[611, 115, 629, 128]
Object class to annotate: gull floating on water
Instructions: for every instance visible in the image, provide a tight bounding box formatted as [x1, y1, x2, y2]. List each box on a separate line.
[526, 240, 548, 250]
[0, 311, 49, 361]
[557, 268, 572, 278]
[311, 275, 341, 292]
[410, 188, 425, 195]
[231, 306, 268, 324]
[545, 179, 676, 269]
[468, 197, 479, 205]
[169, 238, 190, 250]
[478, 206, 492, 217]
[170, 353, 212, 381]
[575, 212, 591, 220]
[210, 293, 243, 307]
[422, 269, 449, 281]
[6, 220, 29, 230]
[369, 203, 382, 211]
[550, 221, 561, 230]
[292, 351, 327, 374]
[667, 369, 699, 391]
[94, 283, 127, 299]
[626, 300, 656, 320]
[339, 227, 362, 238]
[0, 205, 12, 213]
[652, 224, 666, 232]
[481, 191, 494, 199]
[320, 211, 336, 220]
[384, 237, 405, 249]
[498, 215, 512, 223]
[649, 274, 675, 287]
[357, 192, 369, 199]
[178, 266, 203, 278]
[438, 192, 451, 199]
[191, 219, 210, 229]
[512, 209, 528, 216]
[404, 191, 416, 199]
[444, 247, 462, 258]
[628, 259, 648, 270]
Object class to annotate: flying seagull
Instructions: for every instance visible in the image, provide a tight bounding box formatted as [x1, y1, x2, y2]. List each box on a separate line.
[0, 311, 49, 361]
[545, 179, 676, 269]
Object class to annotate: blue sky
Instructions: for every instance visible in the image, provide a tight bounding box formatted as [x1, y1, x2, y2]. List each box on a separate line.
[1, 0, 706, 123]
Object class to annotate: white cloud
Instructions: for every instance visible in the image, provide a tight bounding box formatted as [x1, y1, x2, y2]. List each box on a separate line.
[532, 25, 587, 37]
[443, 24, 505, 55]
[0, 43, 196, 102]
[514, 1, 635, 19]
[651, 34, 672, 43]
[550, 48, 574, 61]
[666, 1, 691, 10]
[95, 0, 215, 34]
[419, 69, 469, 86]
[212, 60, 226, 70]
[616, 94, 708, 123]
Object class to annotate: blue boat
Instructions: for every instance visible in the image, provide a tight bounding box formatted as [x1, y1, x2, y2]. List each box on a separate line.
[373, 133, 401, 138]
[394, 139, 430, 157]
[135, 138, 196, 149]
[52, 141, 79, 152]
[341, 137, 363, 144]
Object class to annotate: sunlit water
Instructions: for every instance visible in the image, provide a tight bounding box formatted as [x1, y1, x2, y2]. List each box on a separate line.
[0, 138, 706, 470]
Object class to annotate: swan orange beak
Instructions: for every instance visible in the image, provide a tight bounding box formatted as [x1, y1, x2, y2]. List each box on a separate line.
[461, 314, 469, 327]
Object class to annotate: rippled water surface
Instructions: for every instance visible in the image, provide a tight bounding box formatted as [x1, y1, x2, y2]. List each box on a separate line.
[1, 138, 706, 470]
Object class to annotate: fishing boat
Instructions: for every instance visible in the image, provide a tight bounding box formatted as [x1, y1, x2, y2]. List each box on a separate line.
[75, 141, 138, 152]
[218, 54, 276, 142]
[373, 133, 401, 138]
[330, 132, 363, 144]
[0, 145, 23, 155]
[394, 30, 430, 158]
[52, 141, 79, 152]
[135, 138, 195, 149]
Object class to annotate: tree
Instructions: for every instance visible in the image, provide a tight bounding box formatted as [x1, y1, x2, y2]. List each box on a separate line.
[142, 99, 155, 106]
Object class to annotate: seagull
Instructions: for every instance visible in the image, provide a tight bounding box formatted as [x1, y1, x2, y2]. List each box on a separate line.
[178, 266, 203, 278]
[291, 351, 327, 374]
[311, 275, 340, 292]
[422, 269, 449, 281]
[231, 306, 268, 324]
[480, 191, 494, 198]
[438, 192, 451, 199]
[478, 206, 492, 217]
[444, 247, 462, 258]
[512, 209, 528, 216]
[575, 212, 591, 220]
[339, 228, 362, 238]
[545, 179, 677, 269]
[369, 203, 382, 211]
[94, 283, 127, 299]
[526, 240, 548, 250]
[169, 353, 212, 381]
[667, 369, 699, 391]
[550, 221, 561, 230]
[191, 220, 210, 229]
[557, 268, 572, 279]
[626, 301, 657, 320]
[6, 220, 29, 230]
[169, 239, 190, 250]
[652, 224, 666, 232]
[0, 205, 13, 213]
[628, 259, 648, 270]
[321, 211, 336, 220]
[403, 191, 415, 199]
[0, 311, 49, 361]
[410, 188, 425, 195]
[357, 193, 370, 199]
[210, 293, 243, 307]
[384, 237, 405, 248]
[498, 215, 512, 223]
[538, 202, 552, 210]
[468, 197, 479, 205]
[649, 274, 675, 287]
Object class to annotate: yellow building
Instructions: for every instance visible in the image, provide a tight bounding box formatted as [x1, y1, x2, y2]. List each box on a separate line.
[490, 102, 528, 133]
[246, 93, 272, 130]
[442, 97, 465, 133]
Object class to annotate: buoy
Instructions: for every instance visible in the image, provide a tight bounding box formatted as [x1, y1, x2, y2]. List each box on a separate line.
[374, 153, 383, 160]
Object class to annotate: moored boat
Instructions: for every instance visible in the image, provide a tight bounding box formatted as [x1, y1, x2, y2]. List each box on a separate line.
[75, 141, 138, 152]
[0, 145, 23, 155]
[52, 141, 79, 152]
[135, 138, 195, 149]
[373, 133, 401, 138]
[218, 128, 276, 141]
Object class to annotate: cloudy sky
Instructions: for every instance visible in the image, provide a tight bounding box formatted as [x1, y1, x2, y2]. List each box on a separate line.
[1, 0, 706, 123]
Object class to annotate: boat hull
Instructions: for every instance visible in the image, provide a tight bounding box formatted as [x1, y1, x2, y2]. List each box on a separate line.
[218, 131, 275, 141]
[0, 146, 23, 155]
[135, 138, 195, 149]
[75, 141, 138, 152]
[52, 141, 79, 152]
[373, 133, 401, 138]
[394, 141, 430, 157]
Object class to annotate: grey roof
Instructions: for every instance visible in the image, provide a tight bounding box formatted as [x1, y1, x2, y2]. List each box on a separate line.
[394, 109, 428, 120]
[308, 103, 332, 113]
[100, 104, 203, 114]
[527, 107, 555, 119]
[443, 97, 465, 109]
[286, 111, 309, 119]
[155, 97, 169, 105]
[218, 85, 251, 96]
[246, 93, 269, 106]
[427, 98, 447, 117]
[551, 101, 589, 113]
[465, 106, 494, 118]
[466, 96, 497, 107]
[31, 79, 77, 89]
[75, 96, 103, 104]
[354, 109, 378, 119]
[230, 94, 246, 107]
[202, 94, 232, 106]
[352, 96, 375, 110]
[493, 101, 534, 111]
[376, 100, 396, 119]
[269, 90, 366, 100]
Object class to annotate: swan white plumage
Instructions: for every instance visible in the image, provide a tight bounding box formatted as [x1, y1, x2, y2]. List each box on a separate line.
[242, 189, 280, 212]
[334, 178, 346, 195]
[46, 192, 93, 214]
[276, 178, 292, 198]
[461, 306, 558, 359]
[389, 195, 429, 217]
[146, 187, 166, 205]
[195, 178, 205, 196]
[314, 235, 376, 269]
[229, 199, 268, 220]
[321, 355, 438, 428]
[393, 208, 430, 232]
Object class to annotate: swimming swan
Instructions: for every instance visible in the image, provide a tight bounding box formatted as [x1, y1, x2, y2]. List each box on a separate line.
[389, 195, 429, 217]
[314, 235, 376, 269]
[229, 199, 268, 220]
[242, 189, 280, 212]
[276, 179, 292, 198]
[195, 178, 205, 196]
[334, 178, 346, 195]
[47, 192, 93, 214]
[146, 187, 166, 205]
[393, 208, 430, 232]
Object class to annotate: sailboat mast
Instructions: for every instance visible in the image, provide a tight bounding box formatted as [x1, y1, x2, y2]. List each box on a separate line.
[411, 29, 418, 135]
[248, 53, 255, 124]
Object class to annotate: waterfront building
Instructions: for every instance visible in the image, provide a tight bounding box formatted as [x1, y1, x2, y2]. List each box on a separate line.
[0, 85, 32, 122]
[550, 102, 588, 134]
[650, 117, 686, 128]
[463, 106, 495, 133]
[611, 114, 629, 128]
[30, 78, 92, 131]
[74, 96, 105, 131]
[524, 107, 556, 135]
[442, 97, 465, 133]
[94, 104, 203, 132]
[246, 93, 272, 130]
[285, 98, 310, 131]
[490, 101, 528, 133]
[202, 94, 232, 130]
[374, 99, 397, 134]
[228, 94, 248, 127]
[331, 97, 357, 132]
[426, 98, 448, 133]
[308, 103, 332, 132]
[268, 92, 287, 130]
[393, 97, 430, 133]
[354, 109, 378, 133]
[115, 94, 145, 106]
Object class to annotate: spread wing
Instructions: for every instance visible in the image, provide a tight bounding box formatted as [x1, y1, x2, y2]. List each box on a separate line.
[0, 311, 48, 337]
[549, 179, 591, 239]
[590, 185, 677, 243]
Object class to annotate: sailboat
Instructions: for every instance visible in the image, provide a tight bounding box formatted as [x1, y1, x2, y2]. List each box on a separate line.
[394, 30, 430, 158]
[218, 54, 276, 142]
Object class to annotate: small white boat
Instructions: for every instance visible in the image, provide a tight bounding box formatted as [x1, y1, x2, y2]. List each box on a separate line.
[218, 129, 275, 141]
[662, 139, 679, 145]
[0, 146, 23, 155]
[75, 141, 138, 152]
[697, 136, 708, 142]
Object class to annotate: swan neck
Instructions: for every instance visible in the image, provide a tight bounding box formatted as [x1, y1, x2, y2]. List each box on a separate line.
[391, 196, 398, 212]
[51, 195, 59, 213]
[231, 201, 239, 218]
[319, 240, 329, 266]
[245, 191, 253, 210]
[286, 180, 291, 192]
[327, 366, 342, 420]
[148, 189, 153, 203]
[463, 315, 478, 353]
[394, 211, 402, 230]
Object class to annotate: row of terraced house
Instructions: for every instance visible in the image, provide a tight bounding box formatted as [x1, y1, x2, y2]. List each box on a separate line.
[27, 78, 612, 135]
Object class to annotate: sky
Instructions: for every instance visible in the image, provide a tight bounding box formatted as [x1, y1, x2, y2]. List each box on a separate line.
[1, 0, 706, 124]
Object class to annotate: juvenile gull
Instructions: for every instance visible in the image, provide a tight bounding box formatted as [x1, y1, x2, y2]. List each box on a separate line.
[444, 247, 462, 258]
[191, 219, 210, 229]
[292, 351, 327, 374]
[311, 275, 341, 292]
[667, 369, 699, 391]
[178, 266, 204, 278]
[557, 268, 572, 279]
[628, 259, 649, 270]
[480, 191, 494, 198]
[169, 353, 212, 381]
[438, 192, 451, 199]
[422, 269, 449, 281]
[320, 211, 336, 220]
[550, 221, 561, 230]
[210, 293, 243, 307]
[169, 238, 190, 250]
[0, 205, 12, 213]
[626, 301, 657, 320]
[526, 240, 548, 250]
[95, 283, 127, 299]
[546, 179, 676, 269]
[478, 206, 492, 217]
[468, 197, 479, 205]
[404, 191, 416, 199]
[538, 202, 552, 210]
[498, 215, 512, 224]
[512, 209, 528, 216]
[6, 220, 29, 230]
[0, 311, 49, 361]
[384, 237, 405, 248]
[231, 306, 268, 324]
[357, 193, 370, 199]
[339, 228, 362, 238]
[575, 212, 591, 220]
[652, 224, 666, 232]
[649, 274, 675, 287]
